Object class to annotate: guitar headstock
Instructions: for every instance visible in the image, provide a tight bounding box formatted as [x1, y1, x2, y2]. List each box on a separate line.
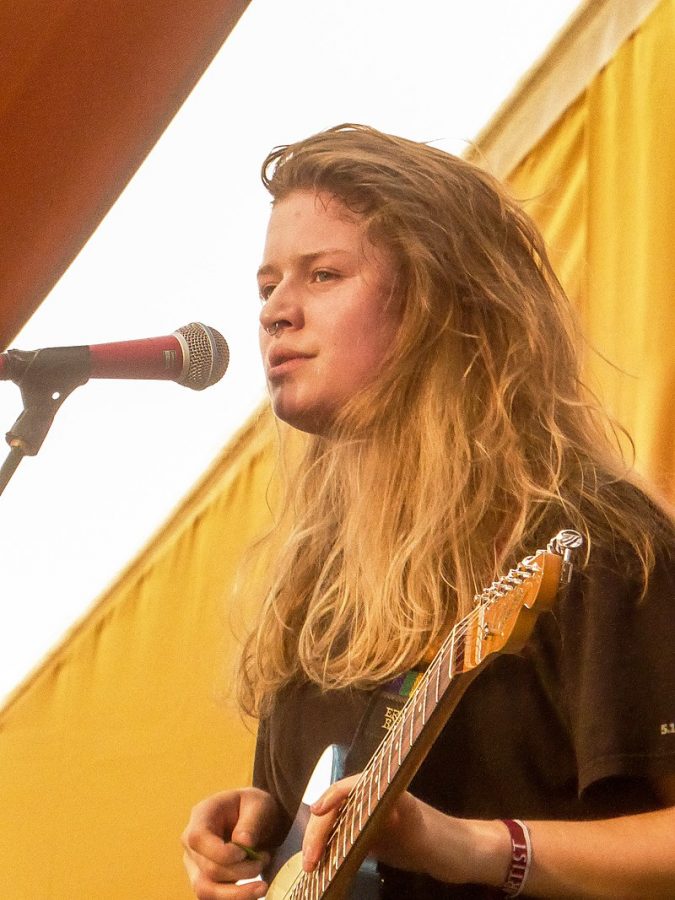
[468, 529, 583, 664]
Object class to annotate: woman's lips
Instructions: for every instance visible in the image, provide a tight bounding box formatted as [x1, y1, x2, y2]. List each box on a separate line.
[267, 352, 313, 378]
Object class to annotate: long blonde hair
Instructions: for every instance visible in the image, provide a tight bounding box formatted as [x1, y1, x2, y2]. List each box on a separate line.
[238, 124, 668, 717]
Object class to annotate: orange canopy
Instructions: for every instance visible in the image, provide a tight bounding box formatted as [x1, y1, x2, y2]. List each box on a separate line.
[0, 0, 251, 348]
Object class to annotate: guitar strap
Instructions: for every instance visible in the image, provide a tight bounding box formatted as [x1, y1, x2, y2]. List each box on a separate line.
[344, 670, 425, 775]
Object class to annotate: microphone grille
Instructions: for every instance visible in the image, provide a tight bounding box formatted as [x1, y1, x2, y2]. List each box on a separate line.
[176, 323, 229, 390]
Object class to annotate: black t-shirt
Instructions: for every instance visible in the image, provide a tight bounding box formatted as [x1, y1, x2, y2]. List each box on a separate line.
[253, 533, 675, 897]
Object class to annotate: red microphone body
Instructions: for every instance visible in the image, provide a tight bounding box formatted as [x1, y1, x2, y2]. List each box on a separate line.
[0, 323, 229, 391]
[88, 334, 186, 380]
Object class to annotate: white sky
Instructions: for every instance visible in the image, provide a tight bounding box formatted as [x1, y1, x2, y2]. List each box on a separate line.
[0, 0, 581, 702]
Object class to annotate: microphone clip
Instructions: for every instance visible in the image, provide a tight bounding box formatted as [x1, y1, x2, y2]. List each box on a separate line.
[5, 346, 90, 456]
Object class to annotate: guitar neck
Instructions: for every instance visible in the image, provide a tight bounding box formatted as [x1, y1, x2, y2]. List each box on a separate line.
[288, 532, 581, 900]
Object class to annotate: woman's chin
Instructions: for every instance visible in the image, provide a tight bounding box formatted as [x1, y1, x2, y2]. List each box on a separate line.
[270, 398, 333, 437]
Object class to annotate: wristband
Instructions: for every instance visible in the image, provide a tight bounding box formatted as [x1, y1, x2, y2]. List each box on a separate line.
[500, 818, 532, 897]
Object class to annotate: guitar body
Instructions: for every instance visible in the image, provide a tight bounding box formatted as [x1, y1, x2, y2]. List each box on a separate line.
[265, 745, 383, 900]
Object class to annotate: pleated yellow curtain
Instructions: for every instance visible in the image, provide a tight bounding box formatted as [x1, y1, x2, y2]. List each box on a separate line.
[506, 0, 674, 495]
[0, 2, 672, 897]
[0, 410, 278, 898]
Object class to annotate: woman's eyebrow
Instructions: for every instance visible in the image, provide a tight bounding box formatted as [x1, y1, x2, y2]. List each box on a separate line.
[256, 249, 352, 281]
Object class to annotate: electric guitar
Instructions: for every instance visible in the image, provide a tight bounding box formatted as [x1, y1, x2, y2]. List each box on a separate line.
[264, 530, 583, 899]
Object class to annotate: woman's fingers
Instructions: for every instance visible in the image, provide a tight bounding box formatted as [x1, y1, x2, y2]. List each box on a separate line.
[302, 776, 360, 871]
[184, 844, 267, 883]
[185, 843, 269, 900]
[182, 788, 278, 898]
[190, 861, 267, 900]
[182, 792, 239, 864]
[301, 775, 438, 879]
[183, 788, 276, 863]
[231, 788, 279, 851]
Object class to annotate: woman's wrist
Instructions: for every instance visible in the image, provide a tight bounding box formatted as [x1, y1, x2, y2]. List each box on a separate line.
[425, 813, 513, 888]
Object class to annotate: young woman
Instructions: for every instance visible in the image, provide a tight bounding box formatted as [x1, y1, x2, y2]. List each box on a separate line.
[182, 125, 675, 898]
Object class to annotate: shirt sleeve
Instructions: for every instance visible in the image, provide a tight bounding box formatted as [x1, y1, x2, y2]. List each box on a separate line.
[558, 538, 675, 794]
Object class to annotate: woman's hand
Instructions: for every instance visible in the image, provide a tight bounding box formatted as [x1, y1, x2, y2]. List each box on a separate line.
[300, 775, 509, 887]
[181, 787, 281, 899]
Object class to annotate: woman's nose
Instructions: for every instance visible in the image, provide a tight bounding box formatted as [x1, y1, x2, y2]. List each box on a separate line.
[259, 279, 301, 334]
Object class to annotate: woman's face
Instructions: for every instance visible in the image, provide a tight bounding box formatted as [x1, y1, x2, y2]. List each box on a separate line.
[258, 190, 400, 434]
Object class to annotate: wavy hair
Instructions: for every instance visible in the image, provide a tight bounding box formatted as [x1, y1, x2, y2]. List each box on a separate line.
[238, 124, 669, 717]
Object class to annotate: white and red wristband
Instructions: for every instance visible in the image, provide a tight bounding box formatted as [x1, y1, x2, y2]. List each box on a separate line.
[500, 818, 532, 897]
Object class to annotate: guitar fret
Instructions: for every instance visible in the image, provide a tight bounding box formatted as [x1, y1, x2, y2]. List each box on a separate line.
[376, 743, 384, 799]
[380, 741, 389, 795]
[435, 652, 442, 702]
[364, 770, 371, 819]
[387, 729, 393, 783]
[447, 628, 456, 678]
[415, 688, 425, 736]
[421, 671, 428, 724]
[454, 630, 465, 675]
[396, 716, 405, 766]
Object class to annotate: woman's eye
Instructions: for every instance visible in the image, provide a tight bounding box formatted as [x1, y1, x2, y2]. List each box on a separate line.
[313, 270, 337, 284]
[258, 284, 275, 302]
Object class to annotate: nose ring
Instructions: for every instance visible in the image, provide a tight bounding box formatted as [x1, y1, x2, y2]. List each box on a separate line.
[265, 322, 280, 336]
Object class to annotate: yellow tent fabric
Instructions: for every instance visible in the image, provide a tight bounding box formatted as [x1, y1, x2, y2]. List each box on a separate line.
[466, 0, 663, 181]
[0, 408, 278, 898]
[0, 2, 672, 897]
[504, 0, 674, 495]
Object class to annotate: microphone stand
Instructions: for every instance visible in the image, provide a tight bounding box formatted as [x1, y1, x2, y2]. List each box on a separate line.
[0, 348, 90, 496]
[0, 446, 25, 496]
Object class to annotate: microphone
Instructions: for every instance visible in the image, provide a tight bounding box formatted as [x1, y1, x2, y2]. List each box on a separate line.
[0, 322, 229, 391]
